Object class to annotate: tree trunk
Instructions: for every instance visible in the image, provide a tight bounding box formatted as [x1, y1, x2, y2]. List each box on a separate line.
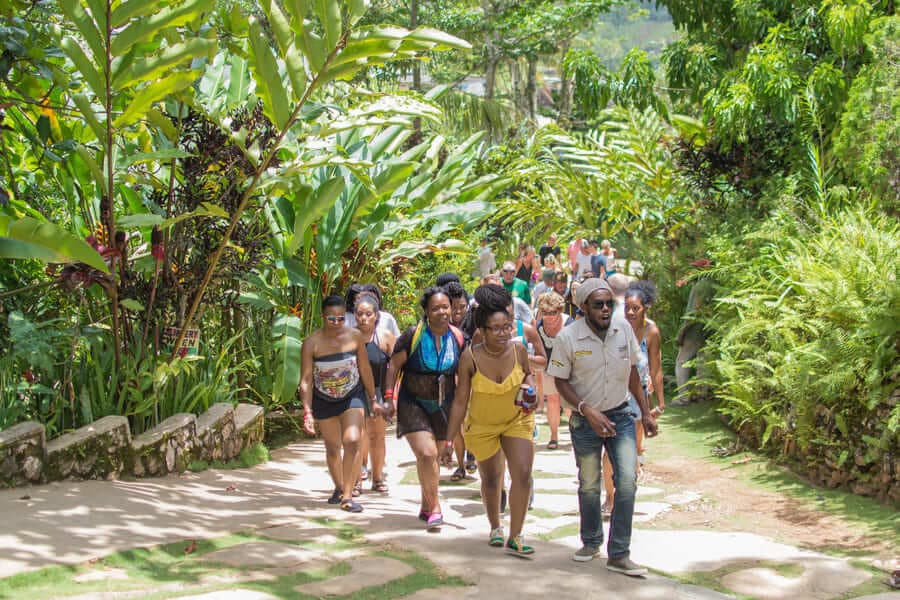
[411, 0, 421, 90]
[510, 58, 521, 109]
[558, 40, 573, 124]
[482, 0, 499, 100]
[526, 56, 538, 119]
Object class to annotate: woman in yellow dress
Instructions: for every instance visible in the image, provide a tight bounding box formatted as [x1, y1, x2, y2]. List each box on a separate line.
[442, 284, 537, 557]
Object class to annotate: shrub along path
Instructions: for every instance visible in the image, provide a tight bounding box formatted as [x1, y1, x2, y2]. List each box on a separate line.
[0, 404, 896, 599]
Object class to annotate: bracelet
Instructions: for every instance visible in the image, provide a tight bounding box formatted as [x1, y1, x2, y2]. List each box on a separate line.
[383, 389, 395, 401]
[577, 401, 586, 415]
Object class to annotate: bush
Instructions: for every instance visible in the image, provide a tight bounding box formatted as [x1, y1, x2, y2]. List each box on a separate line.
[701, 207, 899, 502]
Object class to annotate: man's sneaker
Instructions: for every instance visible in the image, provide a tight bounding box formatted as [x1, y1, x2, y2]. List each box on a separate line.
[572, 545, 601, 562]
[606, 556, 648, 576]
[488, 526, 505, 547]
[505, 535, 535, 558]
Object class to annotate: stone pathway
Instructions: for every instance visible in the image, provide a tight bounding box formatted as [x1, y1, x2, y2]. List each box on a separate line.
[0, 415, 894, 600]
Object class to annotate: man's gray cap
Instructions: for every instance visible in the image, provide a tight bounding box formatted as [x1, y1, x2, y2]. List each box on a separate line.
[574, 277, 613, 306]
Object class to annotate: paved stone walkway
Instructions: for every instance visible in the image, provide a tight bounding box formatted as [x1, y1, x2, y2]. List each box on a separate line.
[0, 415, 894, 600]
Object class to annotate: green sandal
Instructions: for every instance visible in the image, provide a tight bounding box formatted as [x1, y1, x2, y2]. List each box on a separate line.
[505, 535, 535, 558]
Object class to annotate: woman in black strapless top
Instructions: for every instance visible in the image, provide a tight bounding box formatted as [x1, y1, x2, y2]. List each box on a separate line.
[354, 292, 395, 493]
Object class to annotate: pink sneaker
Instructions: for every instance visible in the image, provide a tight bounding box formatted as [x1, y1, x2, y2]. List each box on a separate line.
[426, 512, 443, 531]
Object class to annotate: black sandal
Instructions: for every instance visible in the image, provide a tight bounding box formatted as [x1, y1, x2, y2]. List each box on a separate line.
[372, 479, 389, 493]
[450, 467, 466, 482]
[547, 440, 559, 450]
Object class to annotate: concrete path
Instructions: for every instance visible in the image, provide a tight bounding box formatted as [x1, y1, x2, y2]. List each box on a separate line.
[0, 416, 891, 600]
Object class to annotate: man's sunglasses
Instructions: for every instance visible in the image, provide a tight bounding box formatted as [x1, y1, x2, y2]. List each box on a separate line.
[588, 299, 616, 310]
[325, 315, 346, 323]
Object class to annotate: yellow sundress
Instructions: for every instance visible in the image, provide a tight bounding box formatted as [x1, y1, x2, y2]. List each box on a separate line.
[463, 348, 536, 461]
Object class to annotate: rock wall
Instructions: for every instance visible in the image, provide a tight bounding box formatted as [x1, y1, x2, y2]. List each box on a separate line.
[44, 416, 131, 481]
[0, 422, 45, 487]
[0, 403, 266, 488]
[131, 413, 197, 477]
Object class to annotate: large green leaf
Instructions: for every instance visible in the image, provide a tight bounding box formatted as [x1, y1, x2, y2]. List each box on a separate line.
[60, 37, 105, 99]
[248, 18, 292, 129]
[313, 0, 342, 51]
[70, 93, 105, 141]
[261, 0, 307, 101]
[272, 314, 303, 404]
[114, 37, 217, 88]
[289, 176, 345, 252]
[115, 71, 198, 127]
[0, 216, 109, 272]
[58, 0, 105, 68]
[111, 0, 215, 56]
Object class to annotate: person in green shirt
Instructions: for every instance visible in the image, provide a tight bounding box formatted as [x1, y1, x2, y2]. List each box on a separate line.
[501, 261, 531, 306]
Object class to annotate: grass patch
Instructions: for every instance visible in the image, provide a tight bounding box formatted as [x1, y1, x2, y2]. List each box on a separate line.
[189, 443, 270, 472]
[659, 403, 900, 547]
[527, 508, 563, 519]
[0, 521, 467, 600]
[535, 522, 579, 541]
[661, 560, 808, 600]
[400, 468, 419, 485]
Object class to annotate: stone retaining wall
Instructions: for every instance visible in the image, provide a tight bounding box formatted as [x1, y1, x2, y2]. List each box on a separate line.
[196, 403, 239, 462]
[131, 413, 196, 477]
[0, 403, 266, 487]
[0, 422, 45, 487]
[45, 416, 131, 482]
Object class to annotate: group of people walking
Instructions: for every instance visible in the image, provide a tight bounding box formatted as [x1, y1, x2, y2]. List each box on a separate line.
[299, 235, 666, 576]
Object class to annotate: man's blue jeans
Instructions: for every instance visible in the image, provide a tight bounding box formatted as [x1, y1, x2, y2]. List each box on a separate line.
[569, 404, 638, 559]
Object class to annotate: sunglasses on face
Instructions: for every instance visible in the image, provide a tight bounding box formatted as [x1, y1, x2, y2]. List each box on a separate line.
[588, 299, 616, 310]
[325, 315, 346, 323]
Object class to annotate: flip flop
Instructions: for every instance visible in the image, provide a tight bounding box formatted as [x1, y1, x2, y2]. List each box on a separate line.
[450, 467, 466, 482]
[547, 440, 559, 450]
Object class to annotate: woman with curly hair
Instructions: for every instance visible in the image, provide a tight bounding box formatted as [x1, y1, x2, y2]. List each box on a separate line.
[602, 280, 664, 512]
[442, 284, 538, 557]
[535, 291, 574, 449]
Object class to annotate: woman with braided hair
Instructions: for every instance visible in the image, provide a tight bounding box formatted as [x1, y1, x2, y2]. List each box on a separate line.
[442, 284, 538, 557]
[384, 287, 466, 531]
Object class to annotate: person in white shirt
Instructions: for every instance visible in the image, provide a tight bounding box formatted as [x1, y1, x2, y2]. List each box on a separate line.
[477, 238, 496, 277]
[574, 239, 594, 280]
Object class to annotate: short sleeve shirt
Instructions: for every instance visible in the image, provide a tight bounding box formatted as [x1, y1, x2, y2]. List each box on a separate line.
[503, 278, 531, 306]
[545, 315, 640, 411]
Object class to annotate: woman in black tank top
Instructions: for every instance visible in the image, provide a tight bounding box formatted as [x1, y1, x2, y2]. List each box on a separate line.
[354, 293, 395, 493]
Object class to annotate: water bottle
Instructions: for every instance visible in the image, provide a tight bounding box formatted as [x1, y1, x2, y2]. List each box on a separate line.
[517, 386, 537, 413]
[527, 342, 535, 357]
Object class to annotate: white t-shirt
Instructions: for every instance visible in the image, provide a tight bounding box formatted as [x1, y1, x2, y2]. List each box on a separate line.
[477, 246, 496, 277]
[574, 252, 594, 279]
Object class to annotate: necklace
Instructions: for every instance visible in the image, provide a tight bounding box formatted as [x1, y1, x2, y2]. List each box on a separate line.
[481, 344, 508, 358]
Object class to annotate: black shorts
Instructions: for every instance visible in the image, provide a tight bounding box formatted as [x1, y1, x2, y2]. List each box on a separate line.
[396, 397, 449, 441]
[312, 389, 367, 420]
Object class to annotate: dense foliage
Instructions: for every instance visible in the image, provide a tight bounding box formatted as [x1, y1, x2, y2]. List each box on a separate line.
[1, 0, 897, 503]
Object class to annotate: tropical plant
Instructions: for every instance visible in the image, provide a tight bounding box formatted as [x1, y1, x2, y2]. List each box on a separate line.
[697, 207, 899, 499]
